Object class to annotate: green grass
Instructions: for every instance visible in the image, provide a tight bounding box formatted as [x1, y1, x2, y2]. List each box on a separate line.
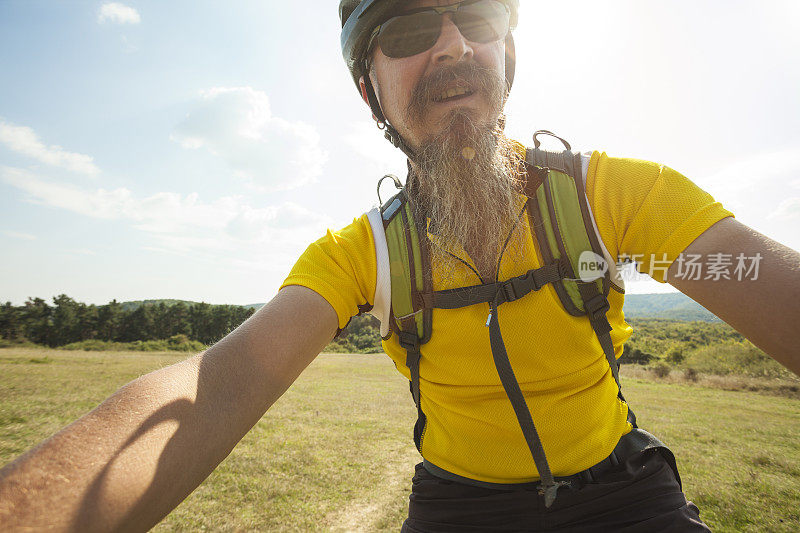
[622, 377, 800, 532]
[1, 348, 798, 532]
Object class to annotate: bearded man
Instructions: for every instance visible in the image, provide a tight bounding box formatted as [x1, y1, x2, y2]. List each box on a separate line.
[1, 1, 798, 531]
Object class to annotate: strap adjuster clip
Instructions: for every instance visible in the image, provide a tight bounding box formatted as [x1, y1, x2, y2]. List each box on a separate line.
[498, 272, 535, 305]
[523, 269, 543, 292]
[583, 293, 610, 320]
[398, 331, 420, 351]
[501, 280, 519, 303]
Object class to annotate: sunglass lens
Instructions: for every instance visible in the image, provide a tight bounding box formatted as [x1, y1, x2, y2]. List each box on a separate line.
[376, 1, 511, 59]
[455, 1, 510, 43]
[378, 12, 442, 58]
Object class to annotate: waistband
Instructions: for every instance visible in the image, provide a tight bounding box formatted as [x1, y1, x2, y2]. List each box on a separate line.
[422, 427, 680, 491]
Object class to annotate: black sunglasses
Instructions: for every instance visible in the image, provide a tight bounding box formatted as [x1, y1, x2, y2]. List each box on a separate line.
[368, 0, 511, 59]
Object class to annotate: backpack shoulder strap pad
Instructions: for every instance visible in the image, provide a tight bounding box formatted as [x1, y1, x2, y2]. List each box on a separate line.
[525, 144, 612, 317]
[380, 188, 433, 452]
[526, 133, 625, 394]
[380, 190, 432, 344]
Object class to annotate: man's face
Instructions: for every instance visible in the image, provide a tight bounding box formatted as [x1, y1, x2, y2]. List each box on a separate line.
[365, 0, 508, 149]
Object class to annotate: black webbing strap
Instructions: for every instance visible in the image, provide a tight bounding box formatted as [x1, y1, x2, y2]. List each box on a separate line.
[399, 331, 426, 452]
[421, 262, 565, 311]
[421, 261, 570, 506]
[575, 281, 639, 428]
[405, 260, 568, 504]
[486, 296, 568, 508]
[576, 282, 620, 389]
[401, 332, 422, 407]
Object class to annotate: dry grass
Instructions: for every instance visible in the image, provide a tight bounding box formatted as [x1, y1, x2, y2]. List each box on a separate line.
[1, 348, 798, 532]
[622, 364, 800, 399]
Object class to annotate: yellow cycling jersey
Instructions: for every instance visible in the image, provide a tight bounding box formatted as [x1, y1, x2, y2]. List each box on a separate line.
[281, 150, 733, 484]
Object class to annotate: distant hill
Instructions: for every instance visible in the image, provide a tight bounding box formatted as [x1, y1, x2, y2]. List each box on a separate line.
[243, 294, 716, 322]
[119, 299, 200, 312]
[119, 299, 265, 312]
[622, 293, 719, 322]
[118, 294, 716, 322]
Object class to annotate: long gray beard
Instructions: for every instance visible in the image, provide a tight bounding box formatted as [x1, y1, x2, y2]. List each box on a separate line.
[409, 115, 523, 282]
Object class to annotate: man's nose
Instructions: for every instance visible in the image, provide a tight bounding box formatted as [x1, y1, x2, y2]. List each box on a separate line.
[430, 15, 474, 65]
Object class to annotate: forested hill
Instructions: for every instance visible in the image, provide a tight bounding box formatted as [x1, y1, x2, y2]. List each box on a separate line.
[622, 293, 718, 322]
[0, 296, 255, 348]
[119, 299, 199, 312]
[119, 300, 265, 312]
[0, 292, 718, 352]
[237, 293, 719, 322]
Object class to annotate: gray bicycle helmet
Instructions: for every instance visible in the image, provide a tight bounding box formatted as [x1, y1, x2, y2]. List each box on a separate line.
[340, 0, 518, 88]
[339, 0, 519, 158]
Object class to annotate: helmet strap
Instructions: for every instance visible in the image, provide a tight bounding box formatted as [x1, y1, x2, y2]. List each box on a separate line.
[362, 69, 418, 161]
[383, 123, 416, 161]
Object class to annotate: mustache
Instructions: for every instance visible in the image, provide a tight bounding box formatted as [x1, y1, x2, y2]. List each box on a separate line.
[405, 62, 507, 123]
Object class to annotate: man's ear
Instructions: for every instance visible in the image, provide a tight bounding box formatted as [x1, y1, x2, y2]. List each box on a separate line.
[358, 76, 370, 105]
[358, 75, 380, 122]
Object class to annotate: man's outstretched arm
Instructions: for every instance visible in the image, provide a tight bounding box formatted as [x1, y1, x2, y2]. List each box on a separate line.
[667, 217, 800, 375]
[0, 285, 338, 532]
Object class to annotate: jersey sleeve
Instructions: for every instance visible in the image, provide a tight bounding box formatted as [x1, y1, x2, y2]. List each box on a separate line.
[585, 152, 734, 283]
[280, 214, 377, 330]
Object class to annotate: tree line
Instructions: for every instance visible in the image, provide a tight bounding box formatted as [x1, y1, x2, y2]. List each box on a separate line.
[327, 314, 383, 353]
[2, 297, 787, 381]
[0, 295, 255, 348]
[620, 318, 746, 365]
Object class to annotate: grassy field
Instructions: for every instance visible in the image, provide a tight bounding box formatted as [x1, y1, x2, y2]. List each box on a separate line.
[1, 348, 798, 532]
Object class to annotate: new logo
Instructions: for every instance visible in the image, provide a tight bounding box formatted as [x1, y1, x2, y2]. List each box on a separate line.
[577, 251, 608, 282]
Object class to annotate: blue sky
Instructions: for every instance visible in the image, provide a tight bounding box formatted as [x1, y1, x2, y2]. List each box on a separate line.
[1, 1, 799, 305]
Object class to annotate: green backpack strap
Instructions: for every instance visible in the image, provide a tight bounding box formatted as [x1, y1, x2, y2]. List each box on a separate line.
[380, 186, 432, 452]
[378, 132, 634, 506]
[380, 173, 576, 505]
[525, 131, 628, 409]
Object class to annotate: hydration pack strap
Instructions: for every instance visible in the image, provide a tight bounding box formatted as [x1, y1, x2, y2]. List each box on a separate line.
[486, 300, 568, 507]
[575, 280, 638, 427]
[421, 261, 566, 311]
[382, 134, 634, 508]
[576, 282, 619, 387]
[419, 261, 569, 506]
[399, 331, 427, 452]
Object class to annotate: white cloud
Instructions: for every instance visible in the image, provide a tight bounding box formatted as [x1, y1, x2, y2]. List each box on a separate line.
[1, 167, 125, 216]
[1, 166, 333, 267]
[172, 87, 328, 192]
[698, 147, 800, 195]
[769, 197, 800, 221]
[0, 120, 100, 176]
[2, 230, 37, 241]
[695, 147, 800, 251]
[695, 146, 800, 223]
[344, 121, 405, 166]
[97, 3, 141, 25]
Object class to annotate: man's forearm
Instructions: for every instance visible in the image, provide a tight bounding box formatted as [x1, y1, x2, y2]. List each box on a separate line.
[0, 286, 338, 532]
[0, 355, 216, 532]
[669, 218, 800, 375]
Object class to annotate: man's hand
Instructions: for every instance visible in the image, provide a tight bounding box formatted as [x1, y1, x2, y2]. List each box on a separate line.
[667, 217, 800, 376]
[0, 285, 338, 532]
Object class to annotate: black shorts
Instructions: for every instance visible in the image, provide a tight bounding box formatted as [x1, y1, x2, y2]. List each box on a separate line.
[401, 449, 710, 532]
